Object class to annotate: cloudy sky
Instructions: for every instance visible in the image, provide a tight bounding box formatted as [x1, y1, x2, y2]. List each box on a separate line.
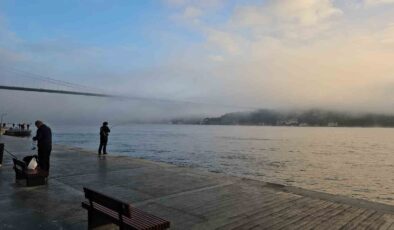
[1, 0, 394, 123]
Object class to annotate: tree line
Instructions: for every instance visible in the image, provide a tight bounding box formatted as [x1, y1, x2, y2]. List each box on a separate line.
[172, 109, 394, 127]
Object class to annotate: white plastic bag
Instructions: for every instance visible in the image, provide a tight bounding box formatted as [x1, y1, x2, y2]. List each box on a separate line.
[27, 157, 38, 170]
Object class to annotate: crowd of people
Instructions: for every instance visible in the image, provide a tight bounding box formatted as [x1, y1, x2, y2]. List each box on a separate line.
[2, 123, 31, 130]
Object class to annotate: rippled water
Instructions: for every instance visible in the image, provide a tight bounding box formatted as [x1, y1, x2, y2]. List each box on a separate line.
[53, 124, 394, 205]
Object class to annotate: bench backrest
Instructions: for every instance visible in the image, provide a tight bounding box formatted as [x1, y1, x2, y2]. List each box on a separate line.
[83, 187, 131, 218]
[13, 158, 26, 171]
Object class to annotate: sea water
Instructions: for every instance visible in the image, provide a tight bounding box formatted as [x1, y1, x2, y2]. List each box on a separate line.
[53, 124, 394, 205]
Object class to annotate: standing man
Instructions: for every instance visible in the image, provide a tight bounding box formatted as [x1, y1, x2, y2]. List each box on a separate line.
[32, 120, 52, 174]
[98, 121, 110, 155]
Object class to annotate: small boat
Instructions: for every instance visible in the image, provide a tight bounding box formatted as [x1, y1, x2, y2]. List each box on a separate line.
[4, 129, 32, 137]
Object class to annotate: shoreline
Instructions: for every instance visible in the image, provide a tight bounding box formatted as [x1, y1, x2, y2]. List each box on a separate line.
[53, 140, 394, 206]
[47, 142, 394, 215]
[1, 135, 394, 229]
[55, 143, 394, 214]
[172, 123, 394, 128]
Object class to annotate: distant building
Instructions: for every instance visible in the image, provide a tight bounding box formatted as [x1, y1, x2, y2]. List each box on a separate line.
[285, 119, 299, 126]
[327, 122, 338, 127]
[276, 119, 299, 126]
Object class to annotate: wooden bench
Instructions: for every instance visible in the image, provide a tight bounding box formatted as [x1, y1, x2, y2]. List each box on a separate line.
[12, 158, 48, 186]
[81, 187, 171, 230]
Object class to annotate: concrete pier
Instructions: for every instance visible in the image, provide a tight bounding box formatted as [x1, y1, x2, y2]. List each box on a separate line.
[1, 135, 394, 229]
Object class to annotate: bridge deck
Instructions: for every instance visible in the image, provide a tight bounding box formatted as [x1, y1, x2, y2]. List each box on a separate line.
[0, 85, 112, 97]
[0, 135, 394, 229]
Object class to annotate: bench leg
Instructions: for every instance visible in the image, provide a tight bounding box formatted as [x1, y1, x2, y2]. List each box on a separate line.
[14, 170, 25, 180]
[26, 176, 47, 187]
[88, 210, 116, 230]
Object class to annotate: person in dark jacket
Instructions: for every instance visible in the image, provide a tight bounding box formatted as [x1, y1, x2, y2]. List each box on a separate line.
[98, 121, 110, 155]
[32, 120, 52, 173]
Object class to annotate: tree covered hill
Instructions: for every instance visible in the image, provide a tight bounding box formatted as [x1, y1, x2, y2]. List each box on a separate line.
[172, 109, 394, 127]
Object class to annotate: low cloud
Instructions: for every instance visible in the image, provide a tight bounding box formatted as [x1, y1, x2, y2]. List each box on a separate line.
[2, 1, 394, 125]
[161, 0, 394, 113]
[364, 0, 394, 6]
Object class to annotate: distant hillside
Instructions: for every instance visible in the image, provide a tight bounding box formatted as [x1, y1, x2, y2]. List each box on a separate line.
[172, 109, 394, 127]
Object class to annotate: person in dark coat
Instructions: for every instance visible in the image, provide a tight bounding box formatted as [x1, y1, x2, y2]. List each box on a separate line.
[32, 120, 52, 173]
[98, 121, 110, 155]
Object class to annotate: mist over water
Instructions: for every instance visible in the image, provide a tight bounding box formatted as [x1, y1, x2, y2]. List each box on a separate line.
[53, 124, 394, 205]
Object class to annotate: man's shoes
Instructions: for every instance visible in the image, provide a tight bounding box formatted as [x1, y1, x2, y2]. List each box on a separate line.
[103, 152, 107, 155]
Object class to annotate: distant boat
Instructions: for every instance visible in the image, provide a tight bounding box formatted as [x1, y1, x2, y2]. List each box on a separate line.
[4, 129, 31, 137]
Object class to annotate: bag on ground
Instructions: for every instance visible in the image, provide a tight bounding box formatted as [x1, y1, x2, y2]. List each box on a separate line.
[23, 155, 38, 170]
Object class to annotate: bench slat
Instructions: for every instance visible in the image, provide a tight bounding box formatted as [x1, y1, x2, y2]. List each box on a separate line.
[82, 201, 169, 230]
[84, 187, 130, 218]
[82, 187, 170, 229]
[130, 207, 169, 224]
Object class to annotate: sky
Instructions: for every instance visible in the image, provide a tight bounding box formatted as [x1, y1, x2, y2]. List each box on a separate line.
[1, 0, 394, 124]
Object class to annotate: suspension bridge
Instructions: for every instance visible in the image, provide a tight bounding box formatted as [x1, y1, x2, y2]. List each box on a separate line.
[0, 66, 115, 98]
[0, 66, 258, 110]
[0, 85, 113, 98]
